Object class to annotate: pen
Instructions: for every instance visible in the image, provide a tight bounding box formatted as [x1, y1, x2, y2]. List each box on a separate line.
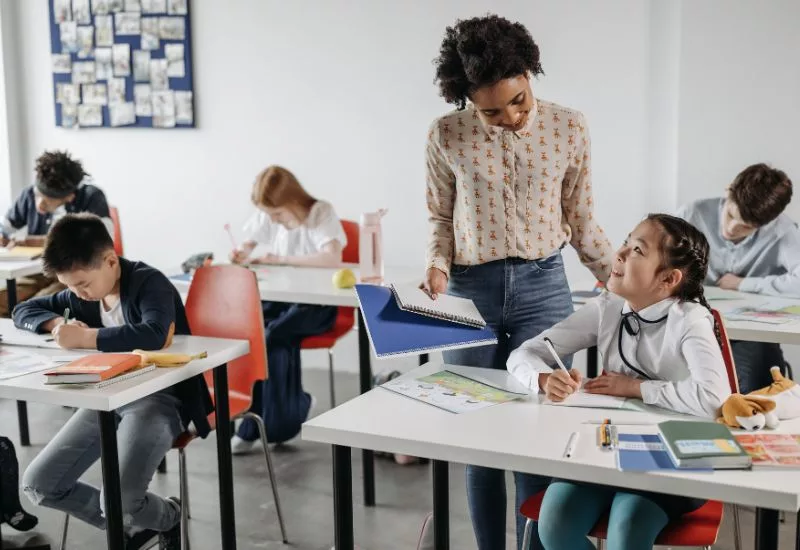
[224, 223, 237, 249]
[62, 307, 70, 325]
[563, 431, 579, 458]
[542, 337, 569, 373]
[582, 420, 654, 426]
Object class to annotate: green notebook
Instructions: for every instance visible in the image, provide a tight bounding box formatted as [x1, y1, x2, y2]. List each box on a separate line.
[657, 420, 752, 470]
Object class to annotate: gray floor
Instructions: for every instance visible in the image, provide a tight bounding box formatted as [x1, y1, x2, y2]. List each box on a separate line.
[1, 370, 797, 549]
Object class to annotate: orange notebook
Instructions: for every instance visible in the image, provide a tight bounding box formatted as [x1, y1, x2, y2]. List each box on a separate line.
[44, 353, 142, 384]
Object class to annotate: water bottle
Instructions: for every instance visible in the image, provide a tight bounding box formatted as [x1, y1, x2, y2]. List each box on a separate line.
[359, 209, 387, 283]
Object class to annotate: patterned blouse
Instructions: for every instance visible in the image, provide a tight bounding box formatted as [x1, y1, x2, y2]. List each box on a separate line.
[425, 98, 613, 282]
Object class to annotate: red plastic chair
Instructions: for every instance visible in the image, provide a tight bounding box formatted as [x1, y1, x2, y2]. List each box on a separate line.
[520, 308, 740, 550]
[109, 206, 123, 256]
[300, 220, 359, 408]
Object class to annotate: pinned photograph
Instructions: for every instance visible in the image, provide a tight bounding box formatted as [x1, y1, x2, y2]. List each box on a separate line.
[61, 105, 78, 129]
[141, 17, 160, 50]
[72, 0, 91, 24]
[95, 15, 114, 47]
[72, 61, 97, 84]
[164, 43, 184, 77]
[52, 53, 72, 74]
[174, 91, 193, 124]
[167, 0, 187, 15]
[109, 78, 127, 104]
[53, 0, 72, 23]
[141, 0, 166, 14]
[133, 50, 150, 82]
[95, 47, 113, 80]
[149, 58, 168, 91]
[78, 104, 103, 127]
[116, 12, 141, 35]
[92, 0, 110, 15]
[152, 90, 176, 128]
[158, 17, 185, 40]
[112, 43, 131, 76]
[110, 102, 136, 126]
[125, 0, 142, 11]
[82, 84, 108, 105]
[56, 83, 80, 105]
[109, 0, 124, 12]
[134, 84, 152, 116]
[60, 21, 78, 53]
[77, 26, 94, 58]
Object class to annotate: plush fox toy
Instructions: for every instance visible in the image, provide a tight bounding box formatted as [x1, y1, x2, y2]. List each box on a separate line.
[718, 367, 800, 430]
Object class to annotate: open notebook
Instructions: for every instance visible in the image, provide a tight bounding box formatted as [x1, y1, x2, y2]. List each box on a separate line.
[390, 283, 486, 328]
[0, 246, 43, 262]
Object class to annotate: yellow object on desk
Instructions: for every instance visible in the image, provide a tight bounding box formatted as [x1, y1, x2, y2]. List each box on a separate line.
[133, 349, 207, 368]
[332, 268, 357, 289]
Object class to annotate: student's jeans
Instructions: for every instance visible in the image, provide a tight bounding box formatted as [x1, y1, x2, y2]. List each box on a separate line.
[537, 481, 668, 550]
[732, 340, 787, 394]
[443, 254, 574, 550]
[21, 392, 182, 533]
[237, 302, 337, 444]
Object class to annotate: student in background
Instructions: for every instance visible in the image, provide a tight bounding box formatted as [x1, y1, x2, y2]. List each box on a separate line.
[508, 214, 730, 550]
[677, 163, 797, 393]
[14, 214, 211, 550]
[0, 150, 113, 315]
[229, 165, 346, 452]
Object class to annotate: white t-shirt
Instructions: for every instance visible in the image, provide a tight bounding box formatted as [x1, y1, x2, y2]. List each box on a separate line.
[241, 200, 347, 258]
[99, 299, 125, 328]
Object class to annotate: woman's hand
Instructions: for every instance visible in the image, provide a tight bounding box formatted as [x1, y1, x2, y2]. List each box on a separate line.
[541, 369, 582, 402]
[584, 372, 643, 398]
[420, 267, 448, 299]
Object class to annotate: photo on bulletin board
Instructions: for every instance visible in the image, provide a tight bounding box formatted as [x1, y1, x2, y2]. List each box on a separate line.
[48, 0, 195, 129]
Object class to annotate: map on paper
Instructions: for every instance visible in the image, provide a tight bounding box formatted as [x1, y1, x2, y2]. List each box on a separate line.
[726, 299, 800, 325]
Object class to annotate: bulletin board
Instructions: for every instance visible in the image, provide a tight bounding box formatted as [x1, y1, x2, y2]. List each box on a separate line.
[49, 0, 195, 129]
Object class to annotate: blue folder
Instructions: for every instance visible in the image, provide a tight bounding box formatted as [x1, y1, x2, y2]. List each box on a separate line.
[616, 434, 711, 472]
[355, 284, 497, 358]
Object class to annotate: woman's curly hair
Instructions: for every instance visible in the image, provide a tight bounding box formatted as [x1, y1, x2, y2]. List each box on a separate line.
[433, 14, 544, 109]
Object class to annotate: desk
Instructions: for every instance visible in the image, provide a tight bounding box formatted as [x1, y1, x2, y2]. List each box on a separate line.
[170, 264, 421, 507]
[304, 363, 800, 550]
[0, 260, 45, 448]
[0, 333, 249, 550]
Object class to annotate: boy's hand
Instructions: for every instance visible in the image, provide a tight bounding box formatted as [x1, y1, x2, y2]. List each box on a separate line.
[41, 318, 89, 332]
[542, 369, 581, 402]
[717, 273, 743, 290]
[584, 372, 643, 398]
[51, 323, 96, 349]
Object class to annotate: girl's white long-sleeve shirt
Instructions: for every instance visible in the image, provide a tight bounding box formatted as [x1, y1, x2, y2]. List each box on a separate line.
[506, 292, 731, 418]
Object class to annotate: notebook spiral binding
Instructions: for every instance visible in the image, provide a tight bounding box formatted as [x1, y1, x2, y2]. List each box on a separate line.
[389, 285, 486, 329]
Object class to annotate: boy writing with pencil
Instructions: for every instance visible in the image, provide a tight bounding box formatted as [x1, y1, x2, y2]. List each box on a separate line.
[13, 213, 211, 550]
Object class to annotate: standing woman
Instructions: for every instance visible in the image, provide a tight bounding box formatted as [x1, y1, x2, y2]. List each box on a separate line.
[422, 15, 613, 550]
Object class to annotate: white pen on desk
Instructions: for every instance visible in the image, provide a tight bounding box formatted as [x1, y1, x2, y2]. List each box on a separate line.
[563, 431, 579, 459]
[542, 337, 569, 373]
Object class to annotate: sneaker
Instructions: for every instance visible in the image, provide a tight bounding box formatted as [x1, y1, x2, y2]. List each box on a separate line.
[231, 435, 258, 455]
[126, 528, 158, 550]
[158, 497, 181, 550]
[416, 513, 434, 550]
[306, 394, 318, 421]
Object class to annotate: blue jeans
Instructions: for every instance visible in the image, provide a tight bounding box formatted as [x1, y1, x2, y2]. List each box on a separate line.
[538, 481, 668, 550]
[22, 393, 183, 533]
[443, 254, 574, 550]
[237, 302, 336, 443]
[731, 340, 786, 394]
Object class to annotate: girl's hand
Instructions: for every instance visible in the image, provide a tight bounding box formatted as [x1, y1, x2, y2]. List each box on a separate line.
[584, 372, 643, 398]
[252, 253, 284, 265]
[229, 249, 250, 265]
[542, 369, 582, 402]
[420, 267, 448, 299]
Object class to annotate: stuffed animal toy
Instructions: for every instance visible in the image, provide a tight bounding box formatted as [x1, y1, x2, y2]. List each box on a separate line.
[718, 367, 800, 430]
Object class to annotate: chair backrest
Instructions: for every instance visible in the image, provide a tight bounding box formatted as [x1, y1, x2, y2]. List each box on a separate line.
[341, 219, 359, 264]
[109, 206, 124, 256]
[184, 265, 268, 400]
[711, 308, 740, 394]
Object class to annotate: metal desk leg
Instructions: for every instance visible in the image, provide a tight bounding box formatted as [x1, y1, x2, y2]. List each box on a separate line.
[432, 460, 449, 550]
[356, 311, 375, 506]
[8, 278, 30, 448]
[213, 364, 237, 550]
[98, 411, 125, 550]
[587, 345, 598, 379]
[755, 508, 779, 550]
[333, 445, 354, 550]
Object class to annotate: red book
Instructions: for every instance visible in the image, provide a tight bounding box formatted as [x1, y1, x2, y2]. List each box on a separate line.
[44, 353, 142, 384]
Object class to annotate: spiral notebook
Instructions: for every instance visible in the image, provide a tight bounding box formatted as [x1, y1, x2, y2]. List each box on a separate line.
[390, 283, 486, 328]
[355, 284, 496, 359]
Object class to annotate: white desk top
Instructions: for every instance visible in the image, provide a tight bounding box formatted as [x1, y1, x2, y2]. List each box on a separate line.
[304, 362, 800, 511]
[0, 336, 249, 411]
[170, 265, 422, 308]
[0, 259, 44, 280]
[706, 288, 800, 345]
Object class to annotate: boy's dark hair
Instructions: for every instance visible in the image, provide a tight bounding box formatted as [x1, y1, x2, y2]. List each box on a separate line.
[433, 14, 544, 110]
[34, 150, 87, 199]
[647, 213, 721, 347]
[728, 163, 792, 226]
[43, 214, 114, 274]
